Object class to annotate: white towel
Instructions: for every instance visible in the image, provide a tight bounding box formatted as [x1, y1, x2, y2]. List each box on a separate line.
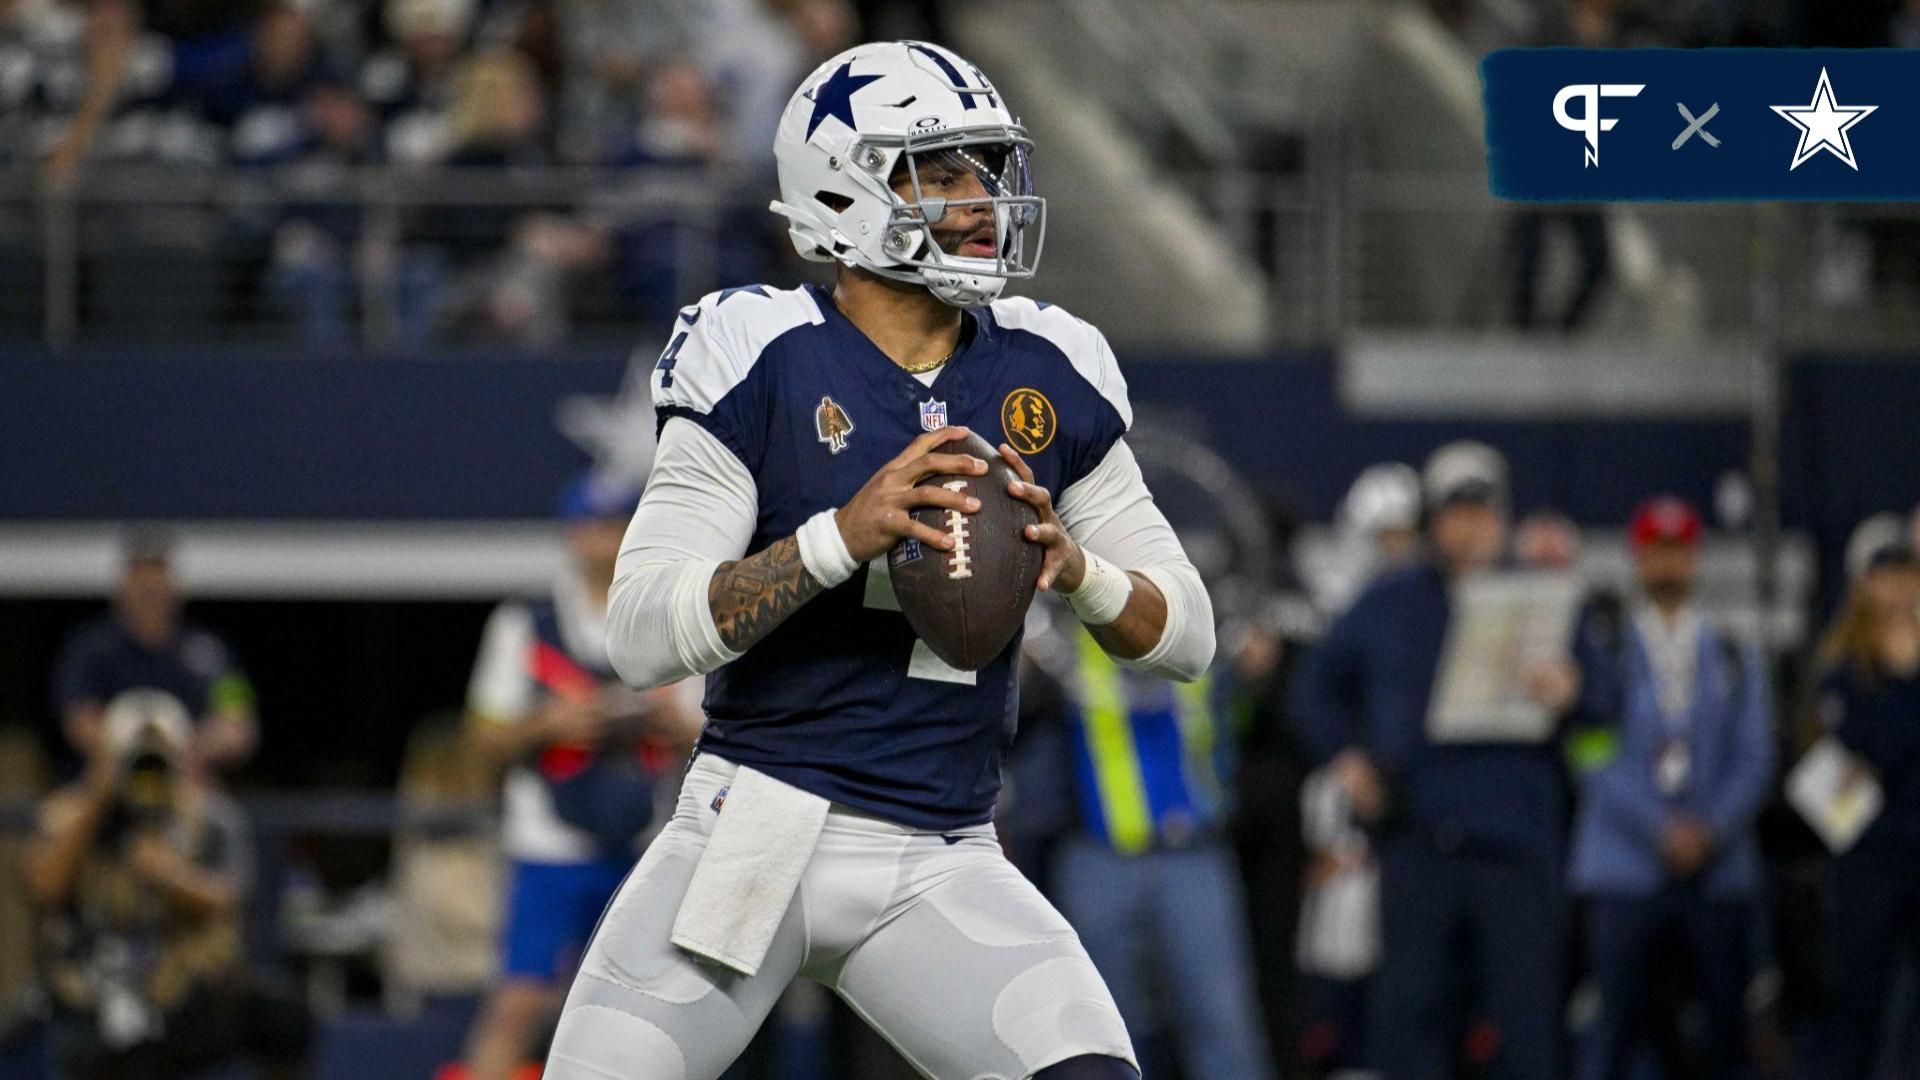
[670, 765, 829, 976]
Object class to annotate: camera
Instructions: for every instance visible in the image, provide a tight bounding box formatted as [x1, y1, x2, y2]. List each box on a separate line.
[99, 689, 193, 839]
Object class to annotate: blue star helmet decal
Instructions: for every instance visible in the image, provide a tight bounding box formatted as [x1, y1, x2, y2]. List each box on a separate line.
[806, 60, 883, 139]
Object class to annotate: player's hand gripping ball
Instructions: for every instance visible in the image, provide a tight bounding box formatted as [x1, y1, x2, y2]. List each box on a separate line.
[888, 431, 1043, 670]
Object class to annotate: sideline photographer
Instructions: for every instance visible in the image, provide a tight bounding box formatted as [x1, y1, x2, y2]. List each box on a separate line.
[22, 690, 310, 1079]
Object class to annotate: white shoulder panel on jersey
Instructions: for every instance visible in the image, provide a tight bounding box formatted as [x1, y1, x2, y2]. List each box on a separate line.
[988, 297, 1133, 430]
[649, 285, 824, 415]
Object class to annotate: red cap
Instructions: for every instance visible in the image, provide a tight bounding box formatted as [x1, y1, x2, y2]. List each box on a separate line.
[1629, 496, 1702, 550]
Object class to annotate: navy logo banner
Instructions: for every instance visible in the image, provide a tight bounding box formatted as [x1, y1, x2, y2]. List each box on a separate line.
[1485, 49, 1919, 202]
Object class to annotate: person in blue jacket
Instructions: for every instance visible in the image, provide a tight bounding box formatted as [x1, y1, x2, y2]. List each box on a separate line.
[1811, 517, 1920, 1080]
[1567, 497, 1773, 1080]
[1295, 440, 1593, 1080]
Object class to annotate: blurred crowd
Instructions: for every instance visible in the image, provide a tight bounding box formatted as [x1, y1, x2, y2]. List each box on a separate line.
[999, 442, 1920, 1080]
[1133, 447, 1920, 1080]
[0, 0, 956, 174]
[0, 0, 946, 344]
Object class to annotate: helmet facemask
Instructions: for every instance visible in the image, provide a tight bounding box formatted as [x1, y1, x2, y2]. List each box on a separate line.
[860, 125, 1044, 306]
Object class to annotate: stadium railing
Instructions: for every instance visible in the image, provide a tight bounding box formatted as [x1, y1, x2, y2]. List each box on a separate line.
[3, 163, 1919, 351]
[0, 165, 759, 350]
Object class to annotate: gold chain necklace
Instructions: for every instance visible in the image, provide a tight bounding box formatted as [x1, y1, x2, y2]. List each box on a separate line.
[899, 344, 956, 375]
[830, 289, 959, 375]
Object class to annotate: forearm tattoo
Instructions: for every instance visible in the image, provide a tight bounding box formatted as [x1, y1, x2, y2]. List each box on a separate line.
[707, 534, 826, 654]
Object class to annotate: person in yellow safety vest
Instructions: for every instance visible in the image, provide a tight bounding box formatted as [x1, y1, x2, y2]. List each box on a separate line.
[1022, 606, 1277, 1080]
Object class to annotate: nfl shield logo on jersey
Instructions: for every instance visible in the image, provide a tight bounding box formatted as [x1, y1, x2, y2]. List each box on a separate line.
[918, 398, 948, 432]
[815, 395, 855, 454]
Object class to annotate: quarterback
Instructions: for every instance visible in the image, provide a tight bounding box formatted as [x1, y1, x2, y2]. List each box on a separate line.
[544, 40, 1213, 1080]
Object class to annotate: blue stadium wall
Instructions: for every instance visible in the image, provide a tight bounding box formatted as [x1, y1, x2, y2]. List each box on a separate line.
[3, 349, 1914, 551]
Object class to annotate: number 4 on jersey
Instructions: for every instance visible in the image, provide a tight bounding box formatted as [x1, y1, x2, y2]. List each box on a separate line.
[655, 306, 701, 388]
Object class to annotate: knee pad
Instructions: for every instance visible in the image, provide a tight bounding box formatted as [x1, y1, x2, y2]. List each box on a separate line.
[546, 1005, 688, 1080]
[1030, 1054, 1139, 1080]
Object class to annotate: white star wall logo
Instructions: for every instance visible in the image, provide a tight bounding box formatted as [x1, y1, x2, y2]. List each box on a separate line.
[1771, 68, 1877, 171]
[556, 348, 659, 494]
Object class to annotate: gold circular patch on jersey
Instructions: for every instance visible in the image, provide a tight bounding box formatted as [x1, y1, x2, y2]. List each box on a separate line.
[1000, 388, 1057, 455]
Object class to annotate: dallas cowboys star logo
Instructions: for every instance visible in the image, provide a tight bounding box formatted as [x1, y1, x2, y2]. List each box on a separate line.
[806, 61, 882, 138]
[1771, 68, 1877, 171]
[556, 351, 659, 494]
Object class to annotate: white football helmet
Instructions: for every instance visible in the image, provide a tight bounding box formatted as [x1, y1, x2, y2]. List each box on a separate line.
[769, 41, 1044, 307]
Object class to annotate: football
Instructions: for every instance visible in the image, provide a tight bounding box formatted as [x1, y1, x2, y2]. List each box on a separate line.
[888, 431, 1044, 670]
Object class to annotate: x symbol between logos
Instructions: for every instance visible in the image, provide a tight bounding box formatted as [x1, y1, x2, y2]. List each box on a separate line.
[1673, 102, 1721, 149]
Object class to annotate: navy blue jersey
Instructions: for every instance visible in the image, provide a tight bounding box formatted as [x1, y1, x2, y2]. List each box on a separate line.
[52, 616, 253, 723]
[651, 283, 1132, 829]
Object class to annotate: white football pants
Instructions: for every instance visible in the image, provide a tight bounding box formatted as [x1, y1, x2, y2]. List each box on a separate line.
[544, 754, 1136, 1080]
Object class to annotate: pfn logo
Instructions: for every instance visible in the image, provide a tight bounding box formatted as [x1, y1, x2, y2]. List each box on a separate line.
[1553, 83, 1645, 167]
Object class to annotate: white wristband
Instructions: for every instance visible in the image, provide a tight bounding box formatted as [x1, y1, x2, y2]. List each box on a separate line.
[1063, 550, 1133, 626]
[796, 509, 860, 588]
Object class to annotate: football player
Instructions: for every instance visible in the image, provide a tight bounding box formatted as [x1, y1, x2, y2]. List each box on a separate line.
[544, 41, 1213, 1080]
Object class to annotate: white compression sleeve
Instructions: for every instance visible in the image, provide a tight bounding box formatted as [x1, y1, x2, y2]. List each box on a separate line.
[1053, 439, 1217, 681]
[605, 417, 757, 689]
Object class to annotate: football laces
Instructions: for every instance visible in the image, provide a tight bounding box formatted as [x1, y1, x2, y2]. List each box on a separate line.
[941, 480, 973, 580]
